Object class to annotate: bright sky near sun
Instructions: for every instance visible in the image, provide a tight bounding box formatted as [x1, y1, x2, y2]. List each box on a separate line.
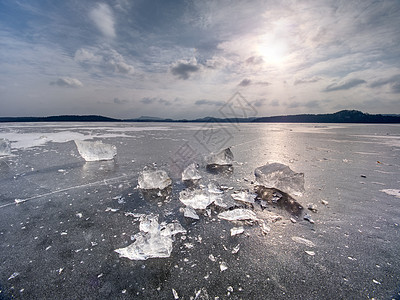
[0, 0, 399, 119]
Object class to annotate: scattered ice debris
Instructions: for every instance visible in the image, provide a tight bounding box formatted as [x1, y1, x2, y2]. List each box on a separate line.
[230, 226, 244, 236]
[206, 148, 234, 166]
[105, 207, 119, 212]
[218, 209, 258, 221]
[113, 195, 126, 204]
[305, 250, 315, 256]
[115, 214, 186, 260]
[8, 272, 19, 280]
[76, 213, 83, 218]
[74, 140, 117, 161]
[208, 254, 216, 262]
[220, 262, 228, 272]
[179, 188, 214, 210]
[172, 288, 179, 299]
[254, 163, 305, 196]
[182, 163, 202, 181]
[307, 203, 318, 212]
[0, 138, 12, 156]
[372, 279, 381, 285]
[231, 191, 257, 204]
[138, 167, 172, 190]
[380, 189, 400, 198]
[291, 236, 315, 247]
[321, 200, 329, 206]
[183, 207, 200, 220]
[227, 286, 234, 292]
[232, 244, 240, 254]
[303, 214, 315, 224]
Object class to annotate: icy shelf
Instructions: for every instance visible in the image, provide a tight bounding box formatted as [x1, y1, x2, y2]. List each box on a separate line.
[0, 138, 11, 156]
[182, 163, 202, 181]
[254, 163, 305, 196]
[115, 214, 186, 260]
[206, 148, 234, 166]
[138, 167, 172, 190]
[74, 140, 117, 161]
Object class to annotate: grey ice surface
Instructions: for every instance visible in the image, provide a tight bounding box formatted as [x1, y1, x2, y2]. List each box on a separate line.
[1, 122, 400, 299]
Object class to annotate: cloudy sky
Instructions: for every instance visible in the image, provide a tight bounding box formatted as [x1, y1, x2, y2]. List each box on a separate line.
[1, 0, 399, 119]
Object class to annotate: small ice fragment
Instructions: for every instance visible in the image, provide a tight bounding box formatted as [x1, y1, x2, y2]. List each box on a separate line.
[254, 163, 305, 196]
[60, 232, 67, 235]
[259, 220, 270, 234]
[208, 254, 216, 262]
[58, 268, 64, 274]
[307, 204, 318, 212]
[303, 214, 315, 224]
[8, 272, 19, 280]
[290, 217, 297, 223]
[182, 163, 202, 181]
[321, 200, 329, 206]
[172, 288, 179, 299]
[227, 286, 234, 292]
[45, 246, 52, 251]
[291, 236, 315, 247]
[218, 209, 258, 221]
[372, 279, 381, 285]
[58, 169, 66, 173]
[105, 207, 119, 212]
[380, 189, 400, 198]
[231, 191, 257, 204]
[97, 273, 103, 278]
[113, 195, 126, 204]
[76, 213, 83, 218]
[138, 167, 172, 190]
[14, 199, 26, 204]
[74, 140, 117, 161]
[206, 148, 234, 166]
[220, 262, 228, 272]
[232, 244, 240, 254]
[183, 207, 200, 219]
[230, 226, 244, 236]
[0, 139, 11, 156]
[179, 189, 214, 210]
[305, 250, 315, 256]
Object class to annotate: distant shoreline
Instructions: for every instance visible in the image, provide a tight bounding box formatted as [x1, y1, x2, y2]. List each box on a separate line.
[1, 110, 400, 123]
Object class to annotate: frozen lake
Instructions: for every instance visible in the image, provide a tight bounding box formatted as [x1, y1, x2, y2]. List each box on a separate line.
[0, 122, 399, 299]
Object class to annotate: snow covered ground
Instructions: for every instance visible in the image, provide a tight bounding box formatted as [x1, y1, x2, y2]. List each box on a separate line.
[0, 122, 399, 299]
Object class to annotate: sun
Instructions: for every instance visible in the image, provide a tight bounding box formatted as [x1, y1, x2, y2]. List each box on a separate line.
[256, 37, 288, 66]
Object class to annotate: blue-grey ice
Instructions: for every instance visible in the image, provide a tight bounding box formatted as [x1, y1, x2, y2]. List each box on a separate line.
[138, 167, 172, 190]
[0, 138, 11, 156]
[254, 163, 305, 196]
[74, 140, 117, 161]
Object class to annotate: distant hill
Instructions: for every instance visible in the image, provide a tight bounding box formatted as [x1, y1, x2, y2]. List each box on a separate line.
[0, 110, 399, 123]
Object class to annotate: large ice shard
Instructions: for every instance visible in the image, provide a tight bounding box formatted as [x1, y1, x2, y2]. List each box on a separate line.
[254, 163, 305, 196]
[74, 140, 117, 161]
[115, 214, 186, 260]
[179, 188, 214, 210]
[182, 163, 202, 181]
[138, 167, 172, 190]
[218, 209, 258, 221]
[206, 148, 234, 166]
[0, 139, 11, 156]
[231, 191, 257, 204]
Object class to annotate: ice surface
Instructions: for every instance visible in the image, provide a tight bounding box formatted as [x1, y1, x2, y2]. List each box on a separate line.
[218, 209, 258, 221]
[74, 140, 117, 161]
[138, 167, 172, 190]
[179, 188, 214, 210]
[206, 148, 234, 166]
[254, 163, 305, 196]
[182, 163, 202, 181]
[115, 214, 186, 260]
[0, 138, 11, 156]
[231, 191, 257, 204]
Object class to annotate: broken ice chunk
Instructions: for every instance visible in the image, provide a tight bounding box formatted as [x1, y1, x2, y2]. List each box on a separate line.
[206, 148, 234, 166]
[254, 163, 305, 196]
[138, 167, 172, 190]
[220, 262, 228, 272]
[291, 236, 315, 247]
[303, 213, 315, 224]
[230, 226, 244, 236]
[183, 207, 200, 219]
[231, 191, 257, 204]
[218, 209, 258, 221]
[182, 163, 202, 181]
[74, 140, 117, 161]
[0, 139, 11, 156]
[179, 188, 214, 210]
[8, 272, 20, 280]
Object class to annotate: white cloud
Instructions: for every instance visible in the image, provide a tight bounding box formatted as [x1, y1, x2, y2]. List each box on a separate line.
[89, 3, 116, 38]
[50, 77, 83, 88]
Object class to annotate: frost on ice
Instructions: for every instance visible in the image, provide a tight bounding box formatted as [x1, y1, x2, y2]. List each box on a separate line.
[115, 214, 186, 260]
[74, 140, 117, 161]
[0, 138, 12, 156]
[138, 167, 172, 190]
[254, 163, 305, 196]
[182, 163, 202, 181]
[206, 148, 234, 166]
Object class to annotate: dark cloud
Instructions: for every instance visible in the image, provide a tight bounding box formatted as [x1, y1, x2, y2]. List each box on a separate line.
[238, 79, 251, 87]
[294, 77, 322, 85]
[113, 98, 129, 104]
[50, 77, 83, 88]
[324, 79, 366, 92]
[158, 99, 171, 106]
[195, 99, 224, 106]
[140, 97, 156, 104]
[369, 74, 400, 93]
[171, 63, 200, 79]
[253, 98, 266, 107]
